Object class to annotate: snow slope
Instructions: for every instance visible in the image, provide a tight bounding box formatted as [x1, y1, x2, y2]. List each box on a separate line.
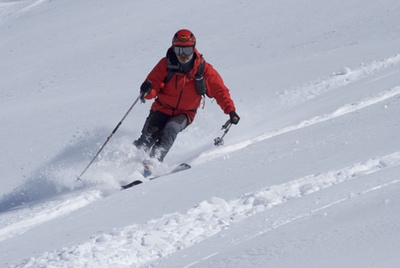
[1, 0, 400, 267]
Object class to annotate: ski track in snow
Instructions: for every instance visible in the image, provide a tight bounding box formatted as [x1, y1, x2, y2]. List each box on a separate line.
[193, 54, 400, 165]
[278, 54, 400, 105]
[195, 84, 400, 165]
[183, 179, 400, 268]
[0, 190, 102, 242]
[0, 0, 46, 24]
[16, 152, 400, 267]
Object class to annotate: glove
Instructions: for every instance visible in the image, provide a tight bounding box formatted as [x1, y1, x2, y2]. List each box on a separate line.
[140, 81, 153, 96]
[229, 111, 240, 125]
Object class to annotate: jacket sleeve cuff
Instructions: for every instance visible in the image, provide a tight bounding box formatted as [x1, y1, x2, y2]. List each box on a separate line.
[224, 106, 235, 114]
[144, 89, 157, 100]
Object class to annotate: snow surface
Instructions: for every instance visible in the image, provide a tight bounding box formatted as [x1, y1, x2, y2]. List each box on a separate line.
[1, 0, 400, 267]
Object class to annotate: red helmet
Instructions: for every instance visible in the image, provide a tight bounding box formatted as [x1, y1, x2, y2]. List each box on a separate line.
[172, 29, 196, 47]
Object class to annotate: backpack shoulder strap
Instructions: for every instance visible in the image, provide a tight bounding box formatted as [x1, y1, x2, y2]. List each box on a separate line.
[164, 55, 176, 84]
[164, 69, 175, 84]
[196, 56, 205, 78]
[164, 48, 179, 84]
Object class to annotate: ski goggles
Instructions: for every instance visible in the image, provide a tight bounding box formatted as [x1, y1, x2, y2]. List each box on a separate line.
[173, 46, 194, 56]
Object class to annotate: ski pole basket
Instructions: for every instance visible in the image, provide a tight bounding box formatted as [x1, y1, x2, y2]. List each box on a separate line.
[214, 119, 232, 146]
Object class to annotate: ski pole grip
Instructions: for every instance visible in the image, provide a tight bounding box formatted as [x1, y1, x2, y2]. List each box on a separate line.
[222, 119, 231, 130]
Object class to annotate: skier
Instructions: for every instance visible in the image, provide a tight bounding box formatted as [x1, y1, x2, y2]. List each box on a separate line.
[133, 29, 240, 163]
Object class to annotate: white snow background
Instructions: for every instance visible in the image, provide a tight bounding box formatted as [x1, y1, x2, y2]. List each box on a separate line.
[1, 0, 400, 267]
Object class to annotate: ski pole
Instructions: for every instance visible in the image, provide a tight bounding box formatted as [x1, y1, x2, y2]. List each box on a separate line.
[76, 93, 143, 181]
[214, 119, 232, 146]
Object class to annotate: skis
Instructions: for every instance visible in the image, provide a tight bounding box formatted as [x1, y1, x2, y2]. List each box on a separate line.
[121, 163, 191, 190]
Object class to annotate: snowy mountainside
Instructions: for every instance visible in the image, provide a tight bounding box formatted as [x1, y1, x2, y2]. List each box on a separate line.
[1, 0, 400, 267]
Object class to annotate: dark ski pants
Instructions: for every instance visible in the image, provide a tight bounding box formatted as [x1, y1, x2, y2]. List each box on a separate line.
[133, 110, 188, 162]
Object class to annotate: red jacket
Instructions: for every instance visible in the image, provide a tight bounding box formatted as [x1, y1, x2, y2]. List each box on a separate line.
[144, 48, 236, 124]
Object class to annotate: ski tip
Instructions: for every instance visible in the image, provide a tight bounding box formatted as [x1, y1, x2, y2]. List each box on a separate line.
[172, 163, 191, 172]
[179, 163, 191, 168]
[121, 180, 143, 190]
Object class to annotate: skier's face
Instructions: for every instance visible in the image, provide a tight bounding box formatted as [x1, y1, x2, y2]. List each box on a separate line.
[177, 53, 193, 64]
